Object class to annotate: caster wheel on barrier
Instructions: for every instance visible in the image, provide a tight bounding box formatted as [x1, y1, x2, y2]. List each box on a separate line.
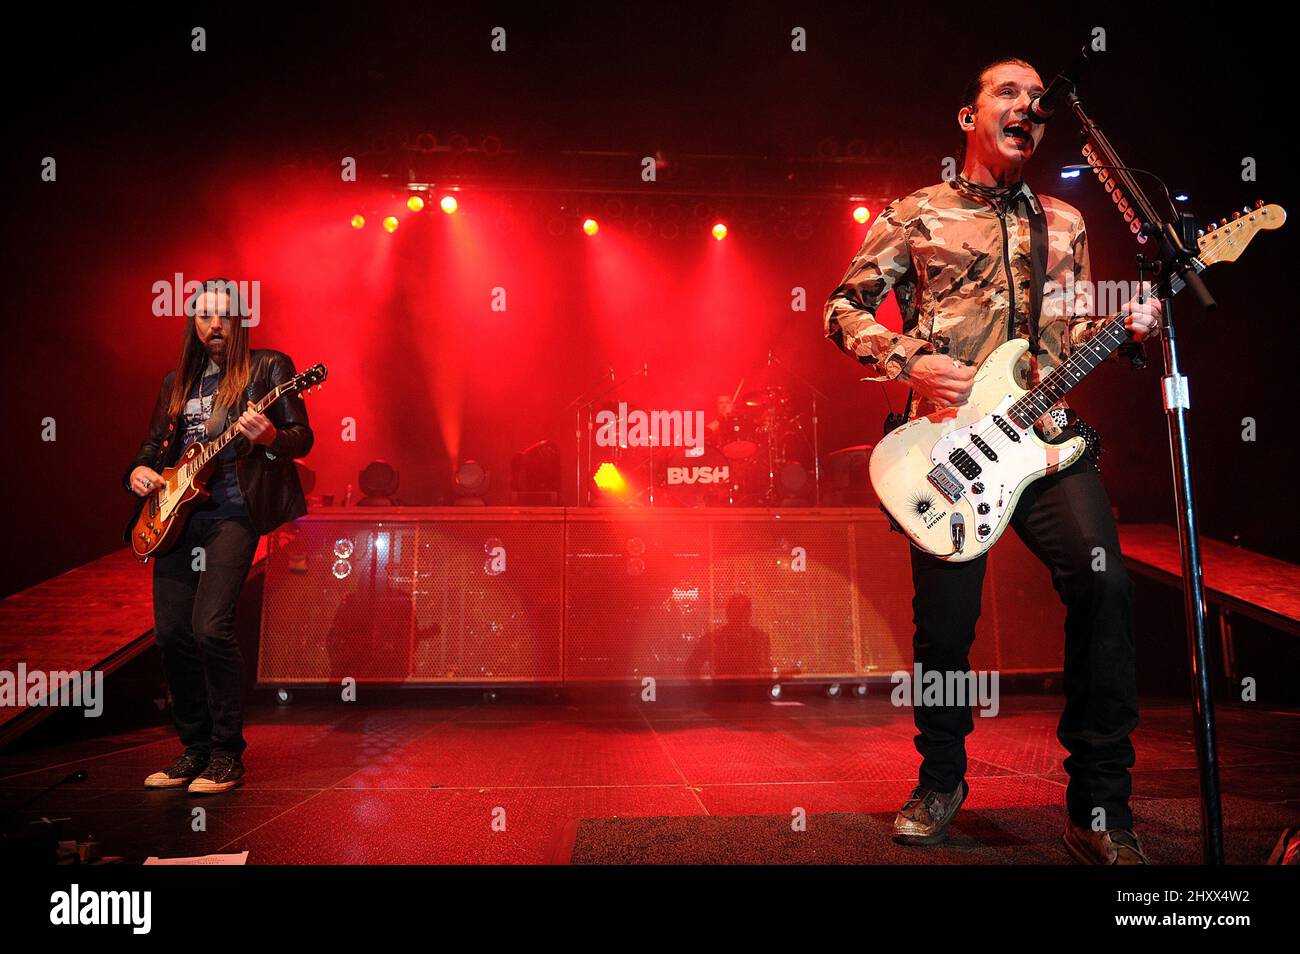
[826, 683, 841, 699]
[275, 688, 293, 705]
[854, 684, 869, 698]
[768, 683, 783, 701]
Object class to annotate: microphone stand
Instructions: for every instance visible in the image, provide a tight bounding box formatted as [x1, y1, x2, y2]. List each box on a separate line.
[767, 350, 831, 506]
[566, 370, 614, 507]
[1066, 90, 1224, 864]
[565, 363, 651, 507]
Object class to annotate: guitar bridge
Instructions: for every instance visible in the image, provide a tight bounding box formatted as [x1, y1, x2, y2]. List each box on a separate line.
[926, 463, 964, 504]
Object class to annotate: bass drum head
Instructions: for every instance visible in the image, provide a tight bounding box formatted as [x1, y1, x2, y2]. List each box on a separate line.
[719, 415, 760, 459]
[657, 445, 735, 506]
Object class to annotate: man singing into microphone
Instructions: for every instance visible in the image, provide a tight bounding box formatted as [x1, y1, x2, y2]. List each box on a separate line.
[823, 58, 1162, 864]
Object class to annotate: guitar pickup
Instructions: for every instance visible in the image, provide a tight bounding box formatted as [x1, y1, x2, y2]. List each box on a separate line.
[970, 434, 998, 461]
[927, 463, 964, 504]
[947, 448, 982, 479]
[992, 414, 1021, 442]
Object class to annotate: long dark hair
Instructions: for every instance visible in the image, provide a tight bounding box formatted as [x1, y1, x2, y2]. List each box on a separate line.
[166, 278, 252, 420]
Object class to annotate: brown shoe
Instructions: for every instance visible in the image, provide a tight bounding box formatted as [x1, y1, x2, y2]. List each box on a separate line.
[1063, 819, 1149, 864]
[893, 780, 969, 845]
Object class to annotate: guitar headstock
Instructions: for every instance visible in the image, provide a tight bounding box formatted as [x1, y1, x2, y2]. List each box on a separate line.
[1197, 202, 1286, 266]
[286, 363, 328, 396]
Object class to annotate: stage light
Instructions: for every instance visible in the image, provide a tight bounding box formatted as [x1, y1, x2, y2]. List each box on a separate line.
[852, 205, 870, 224]
[440, 195, 458, 214]
[350, 214, 366, 229]
[1060, 168, 1082, 179]
[453, 459, 490, 506]
[592, 462, 626, 493]
[407, 195, 425, 212]
[1174, 193, 1190, 202]
[357, 460, 400, 506]
[583, 217, 599, 236]
[382, 216, 400, 233]
[712, 222, 728, 241]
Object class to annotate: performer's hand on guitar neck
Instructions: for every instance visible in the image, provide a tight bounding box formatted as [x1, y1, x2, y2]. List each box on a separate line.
[236, 401, 278, 447]
[903, 354, 977, 408]
[129, 466, 164, 497]
[1121, 284, 1163, 341]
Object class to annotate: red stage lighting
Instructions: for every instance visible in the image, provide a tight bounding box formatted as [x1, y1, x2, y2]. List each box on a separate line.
[350, 214, 366, 229]
[440, 195, 458, 214]
[853, 205, 871, 224]
[382, 216, 400, 233]
[583, 218, 599, 236]
[407, 195, 426, 212]
[711, 222, 728, 241]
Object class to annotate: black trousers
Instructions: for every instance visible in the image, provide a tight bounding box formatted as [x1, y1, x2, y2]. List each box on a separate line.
[908, 451, 1138, 830]
[152, 515, 260, 756]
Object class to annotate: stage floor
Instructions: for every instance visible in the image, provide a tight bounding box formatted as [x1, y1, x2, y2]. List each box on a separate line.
[1, 693, 1295, 864]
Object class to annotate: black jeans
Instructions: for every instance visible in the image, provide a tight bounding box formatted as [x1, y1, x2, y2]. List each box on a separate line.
[908, 451, 1138, 830]
[152, 515, 260, 757]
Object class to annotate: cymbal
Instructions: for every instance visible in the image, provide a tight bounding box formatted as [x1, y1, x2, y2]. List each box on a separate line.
[739, 385, 791, 409]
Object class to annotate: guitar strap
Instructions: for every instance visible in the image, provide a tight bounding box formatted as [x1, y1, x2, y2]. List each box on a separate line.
[885, 184, 1048, 435]
[1025, 186, 1049, 358]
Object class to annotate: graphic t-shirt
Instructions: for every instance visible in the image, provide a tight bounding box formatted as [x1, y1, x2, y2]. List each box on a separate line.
[182, 365, 247, 520]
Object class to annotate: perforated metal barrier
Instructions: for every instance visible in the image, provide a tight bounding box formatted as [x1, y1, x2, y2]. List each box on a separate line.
[257, 508, 1064, 686]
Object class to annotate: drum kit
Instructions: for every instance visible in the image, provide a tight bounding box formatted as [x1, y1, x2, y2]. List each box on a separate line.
[597, 383, 816, 507]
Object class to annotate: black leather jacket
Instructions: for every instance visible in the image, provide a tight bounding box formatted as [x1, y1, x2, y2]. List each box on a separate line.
[123, 349, 314, 539]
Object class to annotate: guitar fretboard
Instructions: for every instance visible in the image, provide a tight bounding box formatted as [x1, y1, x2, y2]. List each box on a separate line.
[189, 383, 289, 474]
[1007, 313, 1131, 427]
[1007, 266, 1191, 428]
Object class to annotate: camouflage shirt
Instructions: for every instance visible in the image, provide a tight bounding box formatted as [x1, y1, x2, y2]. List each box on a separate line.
[824, 177, 1108, 420]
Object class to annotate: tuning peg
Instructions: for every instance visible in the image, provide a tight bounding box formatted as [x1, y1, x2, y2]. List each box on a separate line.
[1220, 218, 1228, 226]
[1197, 229, 1205, 238]
[1242, 206, 1249, 214]
[1233, 211, 1241, 219]
[1255, 199, 1264, 208]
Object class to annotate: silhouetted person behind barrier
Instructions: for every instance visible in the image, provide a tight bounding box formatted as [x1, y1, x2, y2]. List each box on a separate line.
[690, 593, 771, 679]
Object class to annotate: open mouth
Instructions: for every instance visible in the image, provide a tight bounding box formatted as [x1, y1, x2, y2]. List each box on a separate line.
[1002, 119, 1033, 149]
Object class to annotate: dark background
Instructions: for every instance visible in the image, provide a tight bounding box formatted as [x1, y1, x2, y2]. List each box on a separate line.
[3, 3, 1292, 597]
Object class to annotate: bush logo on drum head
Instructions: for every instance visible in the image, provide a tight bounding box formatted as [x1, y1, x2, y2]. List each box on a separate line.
[666, 465, 730, 485]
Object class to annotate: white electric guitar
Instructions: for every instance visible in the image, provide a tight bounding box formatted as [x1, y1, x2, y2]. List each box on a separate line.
[870, 203, 1284, 562]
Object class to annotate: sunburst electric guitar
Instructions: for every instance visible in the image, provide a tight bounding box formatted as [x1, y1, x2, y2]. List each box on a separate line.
[127, 363, 328, 562]
[870, 204, 1284, 562]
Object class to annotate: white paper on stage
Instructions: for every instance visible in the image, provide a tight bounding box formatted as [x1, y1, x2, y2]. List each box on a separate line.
[143, 851, 249, 865]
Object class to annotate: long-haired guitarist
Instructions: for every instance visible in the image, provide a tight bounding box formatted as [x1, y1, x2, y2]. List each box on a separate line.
[824, 59, 1162, 863]
[124, 278, 314, 794]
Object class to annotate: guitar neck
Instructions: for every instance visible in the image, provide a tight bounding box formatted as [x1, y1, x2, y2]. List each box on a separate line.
[1008, 312, 1131, 427]
[1008, 266, 1193, 428]
[194, 385, 288, 468]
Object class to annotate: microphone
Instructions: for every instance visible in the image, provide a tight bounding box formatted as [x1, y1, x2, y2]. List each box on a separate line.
[1029, 45, 1093, 123]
